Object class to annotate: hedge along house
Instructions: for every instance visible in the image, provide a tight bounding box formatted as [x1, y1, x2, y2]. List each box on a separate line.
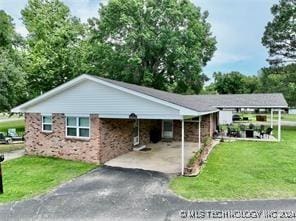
[12, 74, 288, 175]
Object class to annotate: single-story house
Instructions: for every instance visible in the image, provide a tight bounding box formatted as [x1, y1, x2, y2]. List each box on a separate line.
[11, 74, 288, 174]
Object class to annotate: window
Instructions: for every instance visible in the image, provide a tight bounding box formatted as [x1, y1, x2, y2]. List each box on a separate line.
[66, 116, 90, 138]
[42, 115, 52, 132]
[162, 120, 173, 139]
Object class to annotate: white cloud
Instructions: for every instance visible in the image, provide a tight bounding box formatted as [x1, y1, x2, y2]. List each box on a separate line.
[209, 51, 249, 66]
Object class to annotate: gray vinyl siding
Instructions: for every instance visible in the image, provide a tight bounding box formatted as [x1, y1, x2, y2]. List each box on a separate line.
[25, 79, 181, 119]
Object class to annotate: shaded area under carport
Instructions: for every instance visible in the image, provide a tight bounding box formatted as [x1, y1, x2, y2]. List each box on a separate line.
[105, 142, 199, 174]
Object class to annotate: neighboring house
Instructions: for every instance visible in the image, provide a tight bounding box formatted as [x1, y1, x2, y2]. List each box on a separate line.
[289, 108, 296, 115]
[11, 74, 288, 173]
[218, 110, 233, 125]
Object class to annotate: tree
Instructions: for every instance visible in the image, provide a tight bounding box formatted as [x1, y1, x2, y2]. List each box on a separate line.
[0, 10, 22, 49]
[259, 64, 296, 107]
[0, 10, 26, 112]
[262, 0, 296, 65]
[0, 51, 27, 112]
[21, 0, 85, 96]
[87, 0, 216, 94]
[213, 71, 260, 94]
[200, 83, 217, 95]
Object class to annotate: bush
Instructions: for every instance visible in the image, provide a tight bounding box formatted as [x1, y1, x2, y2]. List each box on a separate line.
[203, 136, 212, 148]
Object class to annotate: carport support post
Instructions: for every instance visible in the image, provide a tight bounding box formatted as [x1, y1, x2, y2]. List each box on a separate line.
[270, 109, 273, 130]
[278, 109, 281, 142]
[181, 118, 185, 176]
[0, 163, 2, 194]
[198, 116, 201, 149]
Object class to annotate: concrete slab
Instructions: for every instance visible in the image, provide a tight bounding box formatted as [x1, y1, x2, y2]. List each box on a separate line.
[105, 142, 199, 174]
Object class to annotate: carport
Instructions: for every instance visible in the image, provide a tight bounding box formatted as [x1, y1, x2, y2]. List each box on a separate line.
[105, 142, 199, 174]
[102, 114, 214, 175]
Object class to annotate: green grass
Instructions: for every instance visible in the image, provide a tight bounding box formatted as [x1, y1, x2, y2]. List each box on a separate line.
[239, 113, 296, 122]
[0, 119, 25, 135]
[0, 143, 24, 153]
[170, 126, 296, 201]
[0, 156, 96, 203]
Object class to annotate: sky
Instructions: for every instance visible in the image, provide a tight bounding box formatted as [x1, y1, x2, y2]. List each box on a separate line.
[0, 0, 278, 78]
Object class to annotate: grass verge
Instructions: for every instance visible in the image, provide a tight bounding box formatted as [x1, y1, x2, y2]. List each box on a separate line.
[0, 156, 96, 203]
[0, 119, 25, 135]
[170, 126, 296, 201]
[0, 143, 24, 153]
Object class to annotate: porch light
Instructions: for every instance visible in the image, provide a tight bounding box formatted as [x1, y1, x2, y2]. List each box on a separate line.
[129, 113, 137, 120]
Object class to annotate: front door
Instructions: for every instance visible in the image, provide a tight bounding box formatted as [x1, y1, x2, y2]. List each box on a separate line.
[133, 119, 139, 146]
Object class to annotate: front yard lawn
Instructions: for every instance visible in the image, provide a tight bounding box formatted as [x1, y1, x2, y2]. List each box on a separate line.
[0, 156, 96, 203]
[0, 119, 25, 134]
[239, 113, 296, 122]
[170, 127, 296, 201]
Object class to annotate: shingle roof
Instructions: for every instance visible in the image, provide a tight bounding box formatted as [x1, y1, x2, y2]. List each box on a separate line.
[97, 76, 288, 112]
[96, 77, 216, 112]
[187, 93, 288, 108]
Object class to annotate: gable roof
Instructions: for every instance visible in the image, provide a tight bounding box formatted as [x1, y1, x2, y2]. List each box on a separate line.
[11, 74, 288, 114]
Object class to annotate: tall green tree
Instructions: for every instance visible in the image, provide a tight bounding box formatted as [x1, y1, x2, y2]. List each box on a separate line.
[262, 0, 296, 65]
[87, 0, 216, 93]
[259, 64, 296, 107]
[21, 0, 85, 96]
[0, 10, 26, 112]
[0, 10, 22, 49]
[213, 71, 260, 94]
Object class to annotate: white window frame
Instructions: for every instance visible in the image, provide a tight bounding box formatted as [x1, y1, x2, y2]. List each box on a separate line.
[41, 115, 52, 132]
[65, 116, 90, 139]
[162, 120, 173, 139]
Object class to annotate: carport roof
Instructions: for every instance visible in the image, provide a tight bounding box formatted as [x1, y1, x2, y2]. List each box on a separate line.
[97, 76, 288, 110]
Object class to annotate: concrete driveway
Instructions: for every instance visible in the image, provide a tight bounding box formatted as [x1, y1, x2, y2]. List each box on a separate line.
[105, 142, 199, 174]
[1, 166, 296, 221]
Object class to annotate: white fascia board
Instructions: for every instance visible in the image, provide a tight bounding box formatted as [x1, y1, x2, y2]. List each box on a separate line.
[181, 110, 219, 119]
[217, 105, 288, 109]
[99, 114, 183, 120]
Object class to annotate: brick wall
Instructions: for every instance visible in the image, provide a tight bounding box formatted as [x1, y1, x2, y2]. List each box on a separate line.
[99, 119, 161, 163]
[24, 112, 218, 164]
[173, 121, 199, 142]
[173, 112, 217, 142]
[139, 119, 161, 145]
[25, 113, 101, 163]
[99, 119, 134, 163]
